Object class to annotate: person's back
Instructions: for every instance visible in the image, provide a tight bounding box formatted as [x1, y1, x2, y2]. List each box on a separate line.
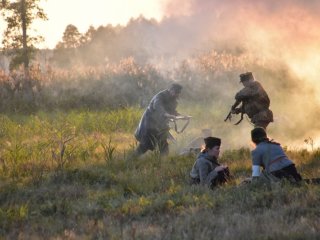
[251, 127, 302, 182]
[252, 141, 293, 174]
[236, 81, 270, 118]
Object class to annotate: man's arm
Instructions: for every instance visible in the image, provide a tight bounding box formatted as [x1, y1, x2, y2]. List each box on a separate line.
[153, 92, 180, 119]
[152, 94, 168, 117]
[235, 85, 258, 101]
[252, 165, 261, 177]
[198, 162, 213, 185]
[231, 100, 241, 113]
[251, 149, 263, 178]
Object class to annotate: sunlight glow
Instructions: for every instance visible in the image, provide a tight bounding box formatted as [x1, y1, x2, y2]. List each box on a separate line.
[1, 0, 165, 49]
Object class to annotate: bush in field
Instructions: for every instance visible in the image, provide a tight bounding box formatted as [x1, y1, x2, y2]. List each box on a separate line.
[0, 50, 286, 113]
[0, 58, 170, 112]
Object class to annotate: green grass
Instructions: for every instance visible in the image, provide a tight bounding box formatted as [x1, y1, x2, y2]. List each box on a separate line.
[0, 109, 320, 239]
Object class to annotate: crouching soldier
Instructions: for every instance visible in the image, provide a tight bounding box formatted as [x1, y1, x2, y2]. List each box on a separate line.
[134, 83, 184, 157]
[190, 137, 230, 189]
[231, 72, 273, 129]
[250, 127, 302, 183]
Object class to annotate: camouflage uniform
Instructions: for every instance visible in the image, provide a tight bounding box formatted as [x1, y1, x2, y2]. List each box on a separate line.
[134, 88, 180, 156]
[233, 78, 273, 129]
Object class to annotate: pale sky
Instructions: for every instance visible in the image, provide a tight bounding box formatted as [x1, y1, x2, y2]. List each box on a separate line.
[1, 0, 166, 49]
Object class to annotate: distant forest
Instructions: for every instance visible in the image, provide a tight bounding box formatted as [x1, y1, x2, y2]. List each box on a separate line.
[51, 17, 160, 68]
[44, 15, 241, 69]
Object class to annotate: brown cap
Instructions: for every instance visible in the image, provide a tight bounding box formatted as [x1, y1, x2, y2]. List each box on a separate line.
[239, 72, 254, 82]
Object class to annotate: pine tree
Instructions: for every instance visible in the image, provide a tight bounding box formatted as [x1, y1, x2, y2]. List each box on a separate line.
[0, 0, 47, 73]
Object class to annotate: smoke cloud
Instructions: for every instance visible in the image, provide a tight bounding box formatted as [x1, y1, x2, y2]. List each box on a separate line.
[26, 0, 320, 149]
[155, 0, 320, 148]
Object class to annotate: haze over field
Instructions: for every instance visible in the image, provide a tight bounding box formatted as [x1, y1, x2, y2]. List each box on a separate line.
[157, 0, 320, 147]
[1, 0, 320, 148]
[2, 2, 320, 239]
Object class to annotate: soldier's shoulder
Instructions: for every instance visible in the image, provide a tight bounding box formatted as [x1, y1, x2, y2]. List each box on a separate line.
[251, 81, 265, 89]
[197, 155, 212, 165]
[152, 90, 167, 100]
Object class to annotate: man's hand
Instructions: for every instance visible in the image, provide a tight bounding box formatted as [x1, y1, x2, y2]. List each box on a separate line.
[214, 165, 227, 172]
[164, 113, 177, 120]
[231, 108, 242, 114]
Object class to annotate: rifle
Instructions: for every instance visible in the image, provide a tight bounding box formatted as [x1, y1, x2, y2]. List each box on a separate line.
[169, 115, 192, 134]
[224, 110, 232, 122]
[167, 115, 192, 142]
[234, 110, 244, 125]
[224, 103, 244, 125]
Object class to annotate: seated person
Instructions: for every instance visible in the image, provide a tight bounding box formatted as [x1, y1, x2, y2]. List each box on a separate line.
[190, 136, 230, 188]
[251, 127, 302, 183]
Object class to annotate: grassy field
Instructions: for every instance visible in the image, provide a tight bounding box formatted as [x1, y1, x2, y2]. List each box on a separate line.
[0, 108, 320, 239]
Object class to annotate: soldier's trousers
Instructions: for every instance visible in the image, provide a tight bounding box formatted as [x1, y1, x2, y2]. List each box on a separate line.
[271, 164, 302, 182]
[135, 129, 169, 157]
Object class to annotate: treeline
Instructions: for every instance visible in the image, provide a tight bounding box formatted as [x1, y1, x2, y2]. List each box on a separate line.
[0, 50, 253, 113]
[0, 14, 295, 114]
[49, 16, 242, 68]
[51, 17, 163, 68]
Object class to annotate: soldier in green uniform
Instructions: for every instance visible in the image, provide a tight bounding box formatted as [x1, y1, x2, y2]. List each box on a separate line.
[231, 72, 273, 129]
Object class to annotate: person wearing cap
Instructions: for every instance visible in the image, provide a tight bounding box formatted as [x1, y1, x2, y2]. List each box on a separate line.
[134, 83, 184, 157]
[190, 137, 230, 188]
[231, 72, 273, 129]
[250, 127, 302, 182]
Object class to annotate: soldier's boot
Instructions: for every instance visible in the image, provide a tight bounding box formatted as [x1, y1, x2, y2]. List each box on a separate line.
[126, 144, 148, 161]
[159, 141, 169, 157]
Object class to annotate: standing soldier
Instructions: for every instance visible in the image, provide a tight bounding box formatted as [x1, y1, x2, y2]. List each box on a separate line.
[231, 72, 273, 129]
[134, 83, 186, 158]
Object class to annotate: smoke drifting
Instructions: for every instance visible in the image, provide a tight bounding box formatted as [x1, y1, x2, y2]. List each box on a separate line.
[6, 0, 317, 149]
[156, 0, 320, 148]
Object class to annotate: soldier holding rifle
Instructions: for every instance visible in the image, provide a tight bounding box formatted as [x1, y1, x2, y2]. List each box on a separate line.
[226, 72, 273, 129]
[134, 83, 190, 158]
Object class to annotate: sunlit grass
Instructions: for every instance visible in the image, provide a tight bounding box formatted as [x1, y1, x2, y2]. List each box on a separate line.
[0, 109, 320, 239]
[0, 52, 319, 238]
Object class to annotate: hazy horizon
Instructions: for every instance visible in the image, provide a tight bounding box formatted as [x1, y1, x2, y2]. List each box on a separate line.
[1, 0, 320, 149]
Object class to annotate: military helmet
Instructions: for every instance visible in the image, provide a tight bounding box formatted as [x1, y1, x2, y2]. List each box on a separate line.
[239, 72, 254, 82]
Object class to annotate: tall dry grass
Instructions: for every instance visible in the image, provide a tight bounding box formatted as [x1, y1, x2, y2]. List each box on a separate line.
[0, 109, 319, 239]
[0, 51, 319, 239]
